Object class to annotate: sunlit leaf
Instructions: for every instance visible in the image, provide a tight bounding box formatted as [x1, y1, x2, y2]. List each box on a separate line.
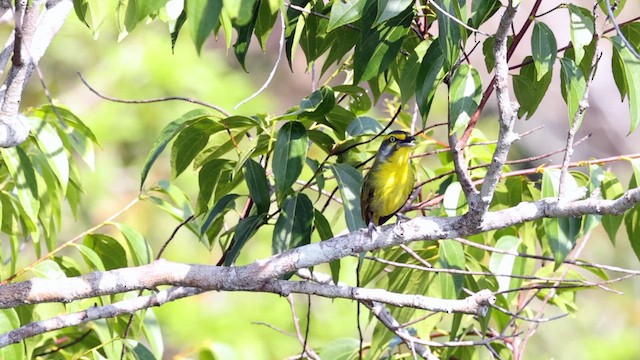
[489, 236, 523, 295]
[449, 64, 482, 135]
[327, 0, 366, 32]
[601, 172, 624, 244]
[559, 57, 586, 124]
[416, 40, 445, 121]
[186, 0, 223, 54]
[222, 0, 257, 26]
[346, 116, 383, 136]
[83, 234, 128, 270]
[624, 159, 640, 261]
[438, 239, 465, 299]
[434, 0, 465, 72]
[171, 119, 215, 178]
[469, 0, 500, 29]
[233, 2, 260, 70]
[513, 56, 552, 119]
[314, 209, 340, 283]
[124, 0, 168, 32]
[254, 0, 279, 49]
[611, 36, 640, 133]
[531, 21, 557, 81]
[196, 159, 235, 214]
[567, 5, 594, 64]
[374, 0, 412, 27]
[272, 193, 313, 255]
[329, 163, 365, 231]
[114, 223, 153, 266]
[0, 309, 25, 360]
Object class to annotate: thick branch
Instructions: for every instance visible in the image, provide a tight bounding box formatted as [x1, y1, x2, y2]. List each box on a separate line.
[0, 0, 72, 147]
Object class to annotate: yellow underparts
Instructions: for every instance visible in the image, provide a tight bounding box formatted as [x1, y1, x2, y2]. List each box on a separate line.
[368, 147, 414, 223]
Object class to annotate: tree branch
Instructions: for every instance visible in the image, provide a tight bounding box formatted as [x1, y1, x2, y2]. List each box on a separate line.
[0, 0, 72, 147]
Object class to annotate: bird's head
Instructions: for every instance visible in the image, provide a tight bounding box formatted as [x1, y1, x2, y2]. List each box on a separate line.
[377, 130, 416, 161]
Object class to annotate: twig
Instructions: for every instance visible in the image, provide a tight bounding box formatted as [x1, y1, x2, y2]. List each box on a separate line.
[428, 0, 489, 36]
[604, 0, 640, 60]
[287, 295, 321, 360]
[77, 72, 231, 117]
[234, 13, 285, 109]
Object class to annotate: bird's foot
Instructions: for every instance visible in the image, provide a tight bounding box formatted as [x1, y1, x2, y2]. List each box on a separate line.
[393, 214, 411, 238]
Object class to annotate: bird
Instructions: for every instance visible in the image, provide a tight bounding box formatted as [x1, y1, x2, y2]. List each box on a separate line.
[360, 130, 416, 232]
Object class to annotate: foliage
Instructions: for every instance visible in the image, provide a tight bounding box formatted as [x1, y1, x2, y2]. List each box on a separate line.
[1, 0, 639, 359]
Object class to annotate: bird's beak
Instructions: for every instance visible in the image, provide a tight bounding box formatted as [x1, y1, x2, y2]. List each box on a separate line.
[400, 136, 416, 147]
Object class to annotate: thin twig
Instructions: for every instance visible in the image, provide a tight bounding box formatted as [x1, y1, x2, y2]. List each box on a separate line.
[428, 0, 489, 36]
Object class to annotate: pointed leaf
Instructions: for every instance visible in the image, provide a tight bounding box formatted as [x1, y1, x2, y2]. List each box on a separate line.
[233, 3, 260, 71]
[1, 148, 39, 228]
[273, 121, 308, 199]
[346, 116, 383, 136]
[513, 56, 552, 119]
[329, 163, 365, 231]
[435, 0, 465, 72]
[196, 159, 235, 214]
[171, 119, 215, 178]
[531, 21, 557, 81]
[223, 0, 258, 26]
[449, 64, 482, 135]
[314, 209, 339, 283]
[201, 193, 241, 235]
[567, 5, 595, 64]
[601, 172, 624, 244]
[559, 57, 586, 124]
[272, 193, 314, 255]
[438, 239, 465, 299]
[327, 0, 366, 32]
[243, 159, 270, 214]
[374, 0, 412, 27]
[141, 109, 213, 189]
[489, 235, 522, 295]
[611, 36, 640, 133]
[254, 0, 279, 49]
[223, 214, 266, 265]
[186, 0, 223, 54]
[83, 234, 128, 270]
[114, 223, 153, 266]
[416, 40, 445, 121]
[469, 0, 500, 29]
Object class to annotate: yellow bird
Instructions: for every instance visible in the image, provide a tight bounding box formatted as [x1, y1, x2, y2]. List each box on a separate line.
[360, 130, 416, 230]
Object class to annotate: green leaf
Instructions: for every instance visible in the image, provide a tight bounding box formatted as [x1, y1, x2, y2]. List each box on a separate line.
[223, 214, 266, 265]
[0, 309, 25, 360]
[254, 0, 279, 49]
[141, 109, 213, 189]
[186, 0, 223, 54]
[416, 40, 445, 121]
[567, 5, 595, 64]
[308, 129, 335, 154]
[196, 159, 235, 214]
[333, 85, 371, 115]
[125, 340, 157, 360]
[284, 0, 310, 68]
[513, 56, 552, 119]
[611, 35, 640, 133]
[171, 10, 186, 52]
[272, 193, 314, 256]
[435, 0, 465, 72]
[611, 45, 628, 101]
[598, 0, 627, 17]
[443, 182, 466, 216]
[171, 119, 215, 178]
[327, 0, 366, 32]
[531, 21, 557, 81]
[601, 172, 624, 244]
[449, 64, 482, 135]
[624, 159, 640, 261]
[489, 236, 522, 295]
[31, 120, 69, 192]
[243, 159, 270, 214]
[273, 121, 308, 199]
[346, 116, 383, 136]
[83, 234, 128, 270]
[399, 40, 431, 104]
[201, 193, 241, 236]
[300, 0, 331, 64]
[223, 0, 258, 26]
[542, 169, 581, 267]
[75, 243, 106, 271]
[114, 223, 153, 266]
[124, 0, 168, 32]
[469, 0, 500, 29]
[319, 338, 359, 360]
[353, 5, 412, 83]
[300, 86, 336, 118]
[374, 0, 412, 27]
[233, 2, 260, 71]
[314, 209, 339, 284]
[1, 147, 39, 231]
[438, 239, 465, 299]
[329, 163, 366, 232]
[559, 57, 587, 124]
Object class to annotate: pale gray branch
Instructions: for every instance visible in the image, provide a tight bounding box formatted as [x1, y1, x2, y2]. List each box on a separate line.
[0, 0, 72, 147]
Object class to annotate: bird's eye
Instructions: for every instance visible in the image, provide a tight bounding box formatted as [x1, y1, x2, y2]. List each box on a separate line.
[389, 136, 396, 143]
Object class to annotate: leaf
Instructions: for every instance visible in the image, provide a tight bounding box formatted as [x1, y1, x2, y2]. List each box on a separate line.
[327, 0, 366, 32]
[469, 0, 500, 29]
[300, 86, 336, 118]
[443, 182, 466, 216]
[611, 45, 628, 101]
[374, 0, 412, 27]
[416, 40, 445, 121]
[124, 0, 168, 32]
[272, 193, 314, 256]
[329, 163, 365, 232]
[223, 214, 266, 265]
[299, 0, 332, 64]
[186, 0, 223, 54]
[222, 0, 258, 26]
[0, 309, 25, 360]
[243, 159, 270, 214]
[611, 35, 640, 133]
[31, 120, 69, 192]
[435, 0, 465, 72]
[332, 85, 371, 114]
[1, 147, 39, 231]
[559, 57, 587, 124]
[438, 240, 465, 299]
[399, 40, 431, 104]
[346, 116, 383, 136]
[319, 338, 359, 360]
[141, 109, 213, 189]
[254, 0, 279, 49]
[542, 169, 581, 267]
[83, 234, 128, 270]
[314, 209, 340, 284]
[624, 159, 640, 261]
[353, 4, 412, 83]
[308, 129, 335, 154]
[449, 64, 482, 135]
[201, 193, 241, 236]
[567, 5, 595, 64]
[124, 340, 157, 360]
[196, 159, 235, 214]
[75, 243, 106, 271]
[531, 21, 557, 81]
[598, 0, 627, 18]
[114, 223, 153, 266]
[233, 2, 260, 71]
[601, 172, 624, 244]
[171, 119, 215, 178]
[284, 0, 310, 68]
[489, 236, 522, 294]
[513, 56, 552, 119]
[273, 121, 308, 200]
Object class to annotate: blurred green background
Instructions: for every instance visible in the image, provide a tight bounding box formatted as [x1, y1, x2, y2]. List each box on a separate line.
[12, 5, 639, 359]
